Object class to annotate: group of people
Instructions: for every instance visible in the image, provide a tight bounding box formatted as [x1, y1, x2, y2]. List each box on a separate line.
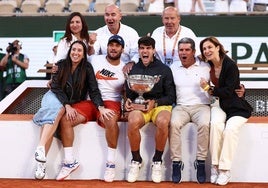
[147, 0, 268, 13]
[214, 0, 268, 12]
[147, 0, 205, 13]
[32, 4, 252, 186]
[0, 40, 29, 101]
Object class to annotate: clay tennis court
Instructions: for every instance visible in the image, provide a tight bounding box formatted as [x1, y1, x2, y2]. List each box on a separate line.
[0, 179, 267, 188]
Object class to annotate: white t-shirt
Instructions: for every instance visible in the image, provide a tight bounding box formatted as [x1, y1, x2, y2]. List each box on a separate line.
[151, 25, 198, 66]
[90, 55, 125, 102]
[170, 57, 211, 105]
[93, 23, 140, 64]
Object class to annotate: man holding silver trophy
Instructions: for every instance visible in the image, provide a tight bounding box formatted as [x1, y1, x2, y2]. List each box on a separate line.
[125, 36, 176, 183]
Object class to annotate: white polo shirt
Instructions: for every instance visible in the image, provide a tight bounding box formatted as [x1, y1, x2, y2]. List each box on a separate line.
[151, 25, 198, 66]
[170, 57, 211, 105]
[93, 23, 140, 64]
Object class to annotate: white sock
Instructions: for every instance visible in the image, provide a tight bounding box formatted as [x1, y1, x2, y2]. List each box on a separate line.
[107, 147, 116, 164]
[63, 147, 74, 163]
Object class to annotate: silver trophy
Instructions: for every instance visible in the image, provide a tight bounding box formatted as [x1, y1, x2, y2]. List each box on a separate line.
[126, 74, 160, 110]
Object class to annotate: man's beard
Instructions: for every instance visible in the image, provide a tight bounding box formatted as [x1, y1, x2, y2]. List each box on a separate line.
[107, 53, 121, 60]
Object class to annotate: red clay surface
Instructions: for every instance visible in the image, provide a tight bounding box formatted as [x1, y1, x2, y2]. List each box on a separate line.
[0, 179, 268, 188]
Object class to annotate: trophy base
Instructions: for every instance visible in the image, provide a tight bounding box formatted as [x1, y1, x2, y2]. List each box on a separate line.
[132, 102, 148, 111]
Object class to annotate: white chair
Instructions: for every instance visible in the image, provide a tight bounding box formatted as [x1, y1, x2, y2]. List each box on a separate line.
[120, 0, 139, 12]
[20, 0, 41, 13]
[69, 0, 90, 12]
[0, 0, 17, 14]
[45, 0, 66, 13]
[94, 0, 115, 13]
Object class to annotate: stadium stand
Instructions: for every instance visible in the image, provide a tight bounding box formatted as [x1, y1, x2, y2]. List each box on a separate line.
[94, 0, 115, 13]
[44, 0, 66, 13]
[119, 0, 139, 12]
[0, 0, 17, 14]
[20, 0, 41, 14]
[69, 0, 91, 13]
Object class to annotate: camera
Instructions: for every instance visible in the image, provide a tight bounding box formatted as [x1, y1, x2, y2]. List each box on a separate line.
[7, 42, 18, 55]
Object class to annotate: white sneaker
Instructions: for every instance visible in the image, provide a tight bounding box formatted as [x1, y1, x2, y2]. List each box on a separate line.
[56, 160, 80, 180]
[216, 170, 231, 185]
[210, 165, 218, 184]
[127, 161, 142, 183]
[35, 146, 46, 163]
[35, 162, 46, 180]
[151, 161, 162, 183]
[104, 162, 116, 182]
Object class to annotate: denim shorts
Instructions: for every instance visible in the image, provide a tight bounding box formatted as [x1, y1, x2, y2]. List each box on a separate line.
[33, 90, 63, 126]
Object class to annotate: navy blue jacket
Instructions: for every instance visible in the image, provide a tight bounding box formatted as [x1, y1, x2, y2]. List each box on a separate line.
[126, 57, 176, 106]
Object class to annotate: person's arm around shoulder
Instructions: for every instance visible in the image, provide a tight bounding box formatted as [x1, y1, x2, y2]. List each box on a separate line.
[235, 84, 246, 98]
[122, 61, 135, 74]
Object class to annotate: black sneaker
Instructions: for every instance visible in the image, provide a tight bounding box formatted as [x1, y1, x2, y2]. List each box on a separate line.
[172, 161, 184, 183]
[194, 160, 206, 183]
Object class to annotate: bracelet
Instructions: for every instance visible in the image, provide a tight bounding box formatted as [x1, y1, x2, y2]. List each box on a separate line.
[203, 84, 210, 91]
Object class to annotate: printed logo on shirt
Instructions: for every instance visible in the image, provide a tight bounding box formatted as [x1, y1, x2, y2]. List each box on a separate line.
[96, 69, 118, 80]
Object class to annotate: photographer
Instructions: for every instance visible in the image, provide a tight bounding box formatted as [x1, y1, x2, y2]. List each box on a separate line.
[0, 40, 29, 97]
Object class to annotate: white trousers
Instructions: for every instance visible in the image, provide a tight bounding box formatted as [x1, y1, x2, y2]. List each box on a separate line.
[210, 101, 248, 170]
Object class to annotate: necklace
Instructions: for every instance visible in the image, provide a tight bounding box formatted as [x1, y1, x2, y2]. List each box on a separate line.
[162, 26, 181, 65]
[163, 25, 181, 59]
